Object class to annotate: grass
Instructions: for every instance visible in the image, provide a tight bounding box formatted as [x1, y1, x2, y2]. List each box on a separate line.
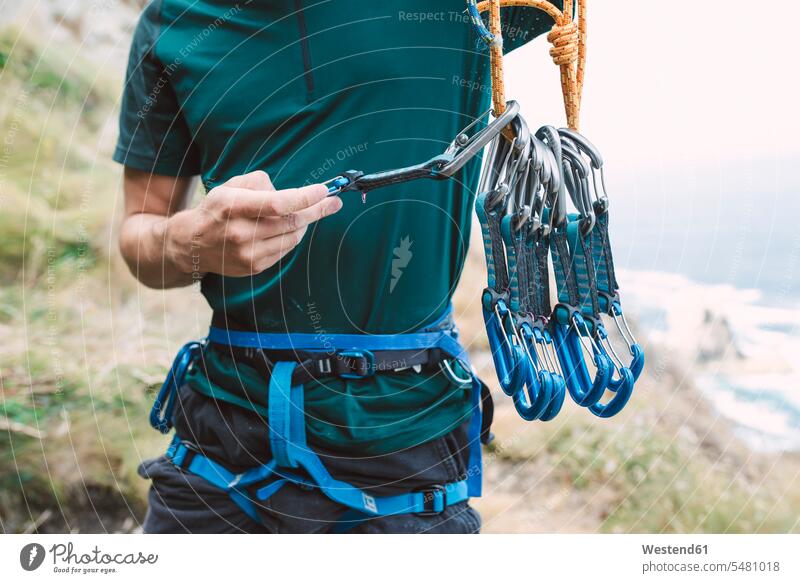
[480, 368, 800, 533]
[0, 24, 177, 531]
[549, 421, 798, 533]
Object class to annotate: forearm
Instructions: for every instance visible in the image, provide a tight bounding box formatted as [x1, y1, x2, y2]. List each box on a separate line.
[119, 210, 199, 289]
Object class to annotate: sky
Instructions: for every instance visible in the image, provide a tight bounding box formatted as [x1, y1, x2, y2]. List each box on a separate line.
[499, 1, 800, 294]
[504, 0, 800, 172]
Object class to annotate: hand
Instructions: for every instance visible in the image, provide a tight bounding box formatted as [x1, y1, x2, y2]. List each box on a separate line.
[165, 170, 342, 277]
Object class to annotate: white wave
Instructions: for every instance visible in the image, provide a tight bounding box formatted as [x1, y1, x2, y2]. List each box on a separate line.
[617, 269, 800, 451]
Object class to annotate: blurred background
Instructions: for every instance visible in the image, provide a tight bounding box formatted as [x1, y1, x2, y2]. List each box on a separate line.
[1, 0, 798, 533]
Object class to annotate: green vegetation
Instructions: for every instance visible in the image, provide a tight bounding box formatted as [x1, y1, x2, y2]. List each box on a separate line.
[480, 379, 800, 533]
[550, 422, 798, 533]
[0, 26, 174, 532]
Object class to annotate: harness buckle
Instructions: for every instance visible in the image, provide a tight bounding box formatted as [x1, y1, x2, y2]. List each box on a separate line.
[338, 349, 376, 379]
[416, 485, 447, 516]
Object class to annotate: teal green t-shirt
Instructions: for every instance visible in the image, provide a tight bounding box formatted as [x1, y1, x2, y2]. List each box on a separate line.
[114, 0, 558, 454]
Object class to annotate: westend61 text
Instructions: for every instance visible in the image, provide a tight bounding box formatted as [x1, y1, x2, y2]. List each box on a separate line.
[642, 544, 708, 555]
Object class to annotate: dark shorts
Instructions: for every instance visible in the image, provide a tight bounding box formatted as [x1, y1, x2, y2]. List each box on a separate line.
[138, 386, 481, 533]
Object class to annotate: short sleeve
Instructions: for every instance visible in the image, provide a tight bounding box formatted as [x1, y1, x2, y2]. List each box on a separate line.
[501, 1, 564, 54]
[113, 0, 201, 177]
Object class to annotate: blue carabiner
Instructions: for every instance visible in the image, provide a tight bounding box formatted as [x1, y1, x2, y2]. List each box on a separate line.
[582, 325, 635, 418]
[541, 370, 567, 421]
[535, 325, 567, 421]
[604, 297, 645, 382]
[589, 366, 634, 418]
[512, 367, 554, 421]
[150, 341, 204, 434]
[515, 323, 550, 420]
[482, 290, 525, 395]
[518, 320, 566, 421]
[629, 343, 645, 380]
[551, 310, 613, 408]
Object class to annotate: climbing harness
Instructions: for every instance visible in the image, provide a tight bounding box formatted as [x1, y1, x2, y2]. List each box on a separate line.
[150, 307, 490, 530]
[146, 0, 645, 528]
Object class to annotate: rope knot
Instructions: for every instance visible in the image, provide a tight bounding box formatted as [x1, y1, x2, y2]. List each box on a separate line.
[547, 21, 579, 67]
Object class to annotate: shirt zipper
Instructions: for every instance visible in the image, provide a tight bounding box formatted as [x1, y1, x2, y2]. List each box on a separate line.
[294, 0, 314, 95]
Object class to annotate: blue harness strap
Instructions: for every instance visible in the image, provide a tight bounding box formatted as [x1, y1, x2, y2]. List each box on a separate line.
[268, 362, 472, 515]
[206, 328, 468, 362]
[155, 308, 483, 529]
[268, 361, 298, 468]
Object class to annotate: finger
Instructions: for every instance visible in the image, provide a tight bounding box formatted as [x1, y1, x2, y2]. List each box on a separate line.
[257, 226, 309, 258]
[217, 183, 330, 219]
[236, 228, 307, 273]
[222, 226, 306, 274]
[260, 184, 330, 216]
[224, 170, 274, 191]
[250, 249, 295, 274]
[235, 225, 317, 274]
[254, 196, 343, 237]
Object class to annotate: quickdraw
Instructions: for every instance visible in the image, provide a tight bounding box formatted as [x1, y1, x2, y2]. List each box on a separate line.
[556, 130, 637, 417]
[473, 117, 641, 420]
[323, 102, 520, 198]
[474, 123, 526, 396]
[467, 0, 644, 421]
[476, 116, 568, 421]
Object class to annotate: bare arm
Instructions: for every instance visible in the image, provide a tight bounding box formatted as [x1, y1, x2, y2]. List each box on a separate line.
[118, 167, 342, 289]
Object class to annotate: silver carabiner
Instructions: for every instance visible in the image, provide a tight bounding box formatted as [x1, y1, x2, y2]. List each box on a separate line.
[441, 359, 474, 385]
[438, 100, 521, 177]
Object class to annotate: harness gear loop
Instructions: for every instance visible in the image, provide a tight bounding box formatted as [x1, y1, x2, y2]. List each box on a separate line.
[471, 0, 587, 131]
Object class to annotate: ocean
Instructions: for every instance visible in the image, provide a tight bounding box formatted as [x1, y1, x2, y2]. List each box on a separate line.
[606, 157, 800, 452]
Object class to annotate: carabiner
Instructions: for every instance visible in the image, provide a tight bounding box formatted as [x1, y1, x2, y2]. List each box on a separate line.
[586, 327, 636, 418]
[551, 309, 613, 407]
[482, 289, 526, 394]
[512, 364, 555, 421]
[602, 292, 645, 381]
[517, 318, 566, 420]
[558, 127, 608, 206]
[150, 340, 204, 434]
[560, 141, 595, 234]
[535, 125, 567, 230]
[438, 101, 521, 177]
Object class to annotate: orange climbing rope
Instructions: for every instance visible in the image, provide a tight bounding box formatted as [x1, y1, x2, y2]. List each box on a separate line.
[475, 0, 586, 131]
